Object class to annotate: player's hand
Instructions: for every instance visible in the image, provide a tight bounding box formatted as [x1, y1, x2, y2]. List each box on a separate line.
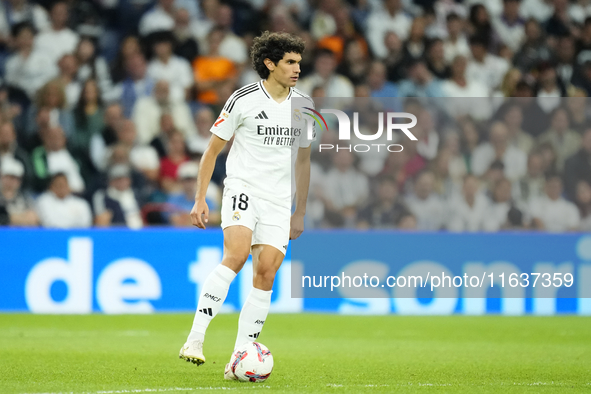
[191, 199, 210, 229]
[289, 212, 305, 240]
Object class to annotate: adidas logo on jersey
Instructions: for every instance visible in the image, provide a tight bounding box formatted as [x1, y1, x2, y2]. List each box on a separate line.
[249, 332, 261, 339]
[254, 111, 269, 119]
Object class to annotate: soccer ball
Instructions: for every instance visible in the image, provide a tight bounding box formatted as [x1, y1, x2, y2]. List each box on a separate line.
[229, 342, 274, 382]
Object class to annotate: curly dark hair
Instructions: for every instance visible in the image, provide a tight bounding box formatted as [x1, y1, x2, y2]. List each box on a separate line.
[250, 31, 305, 79]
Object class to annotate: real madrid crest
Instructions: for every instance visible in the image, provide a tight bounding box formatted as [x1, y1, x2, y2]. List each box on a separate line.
[232, 211, 241, 221]
[293, 108, 302, 121]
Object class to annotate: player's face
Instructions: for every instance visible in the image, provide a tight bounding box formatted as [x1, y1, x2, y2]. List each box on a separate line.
[272, 52, 302, 87]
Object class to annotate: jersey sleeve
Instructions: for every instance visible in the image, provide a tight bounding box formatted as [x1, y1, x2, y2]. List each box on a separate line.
[210, 97, 242, 141]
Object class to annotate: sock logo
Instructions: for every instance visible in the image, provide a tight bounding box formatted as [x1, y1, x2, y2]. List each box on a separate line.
[199, 308, 213, 316]
[254, 320, 265, 324]
[204, 293, 222, 302]
[249, 332, 260, 339]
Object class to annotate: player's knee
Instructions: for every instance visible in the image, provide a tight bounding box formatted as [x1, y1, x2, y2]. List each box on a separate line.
[256, 266, 277, 286]
[223, 253, 249, 272]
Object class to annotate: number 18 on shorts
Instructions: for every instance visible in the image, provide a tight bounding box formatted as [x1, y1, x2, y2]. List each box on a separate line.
[220, 188, 292, 255]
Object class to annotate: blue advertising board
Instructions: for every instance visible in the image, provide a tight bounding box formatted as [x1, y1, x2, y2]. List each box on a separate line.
[0, 229, 589, 315]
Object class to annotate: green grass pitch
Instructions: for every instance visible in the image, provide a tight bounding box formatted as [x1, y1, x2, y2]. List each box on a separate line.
[0, 314, 589, 393]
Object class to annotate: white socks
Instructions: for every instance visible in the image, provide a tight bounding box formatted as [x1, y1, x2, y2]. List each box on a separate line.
[234, 287, 272, 350]
[188, 264, 236, 342]
[187, 264, 273, 350]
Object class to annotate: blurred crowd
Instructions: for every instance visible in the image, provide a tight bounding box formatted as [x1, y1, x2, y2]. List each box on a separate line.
[0, 0, 590, 232]
[305, 96, 591, 232]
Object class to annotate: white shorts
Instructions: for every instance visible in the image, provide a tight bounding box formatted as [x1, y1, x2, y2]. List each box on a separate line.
[220, 187, 291, 255]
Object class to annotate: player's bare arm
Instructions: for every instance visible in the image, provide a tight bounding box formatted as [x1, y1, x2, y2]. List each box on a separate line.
[291, 145, 311, 240]
[190, 135, 227, 229]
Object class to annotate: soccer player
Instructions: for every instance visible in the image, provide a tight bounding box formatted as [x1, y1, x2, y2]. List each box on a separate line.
[179, 31, 313, 379]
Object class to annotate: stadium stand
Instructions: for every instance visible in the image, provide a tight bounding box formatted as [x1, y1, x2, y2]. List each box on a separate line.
[0, 0, 590, 232]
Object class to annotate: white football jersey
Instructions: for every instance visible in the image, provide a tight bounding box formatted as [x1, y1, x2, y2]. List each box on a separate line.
[211, 80, 314, 208]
